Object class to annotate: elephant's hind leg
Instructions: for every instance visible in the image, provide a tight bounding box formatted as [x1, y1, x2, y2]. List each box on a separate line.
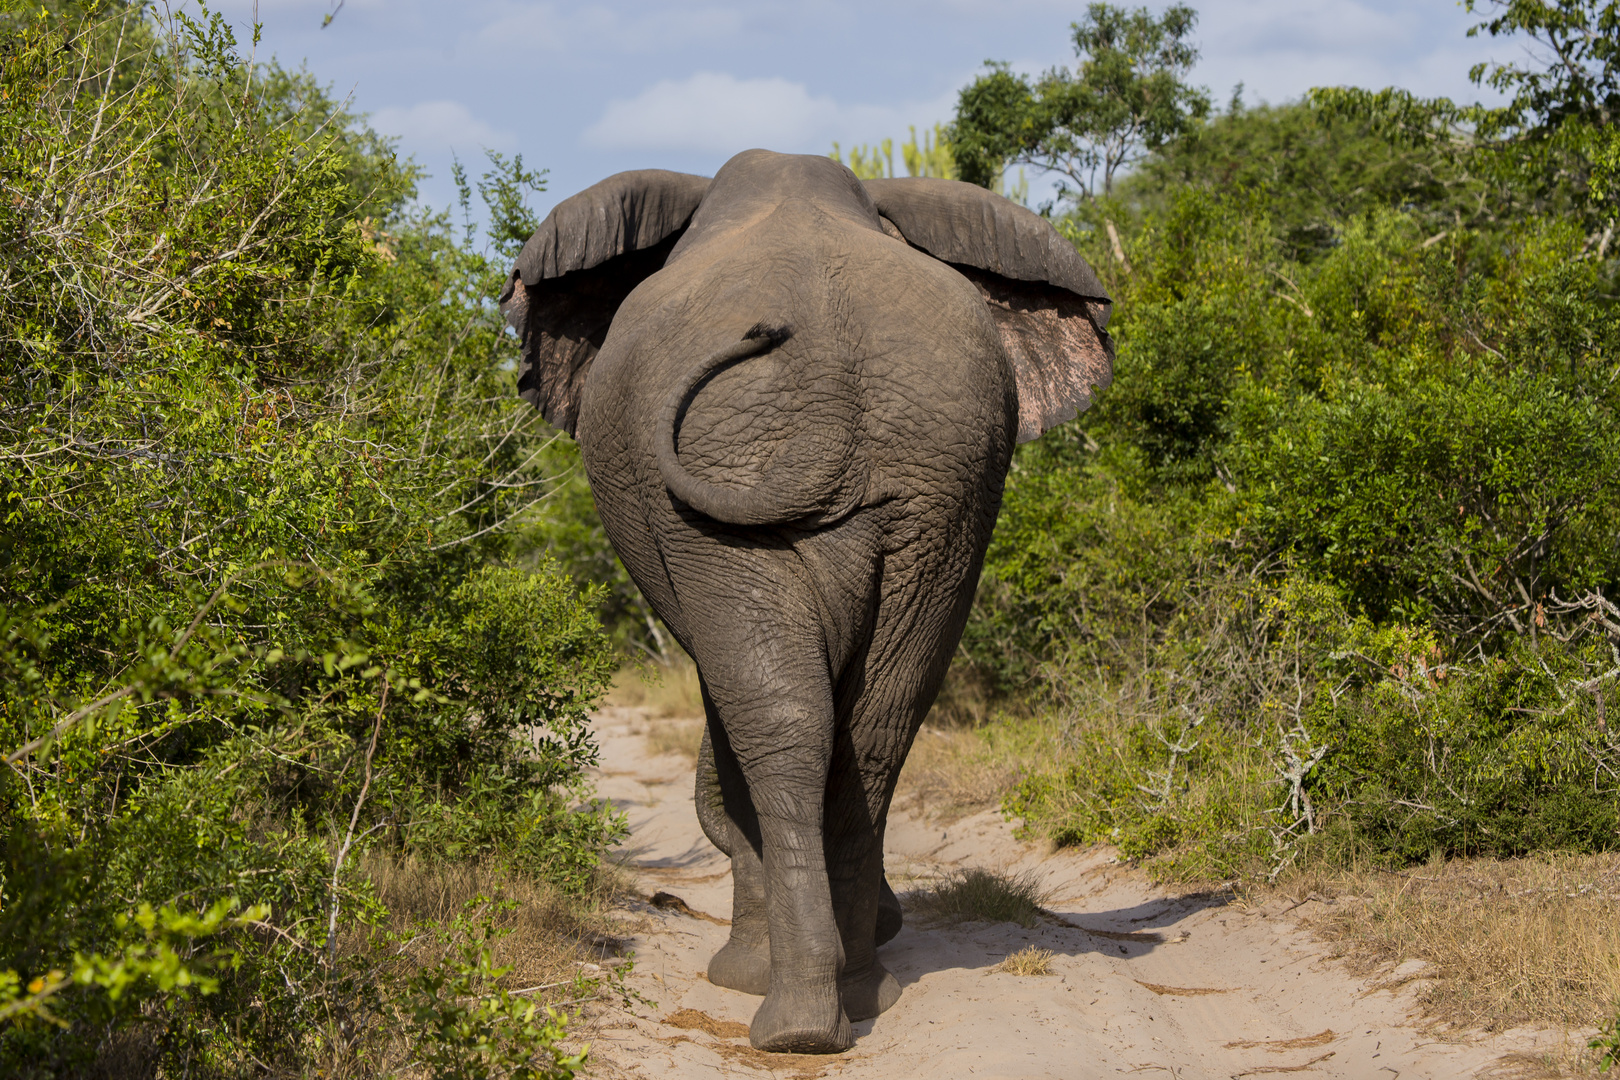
[821, 762, 902, 1021]
[835, 871, 904, 1020]
[830, 836, 902, 1021]
[822, 522, 992, 1022]
[698, 685, 899, 998]
[695, 710, 770, 995]
[676, 560, 853, 1053]
[727, 690, 850, 1052]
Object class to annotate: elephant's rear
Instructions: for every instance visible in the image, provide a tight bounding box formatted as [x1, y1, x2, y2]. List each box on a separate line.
[578, 201, 1016, 539]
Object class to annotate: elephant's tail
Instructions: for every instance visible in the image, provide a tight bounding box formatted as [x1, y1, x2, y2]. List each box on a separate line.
[655, 325, 851, 526]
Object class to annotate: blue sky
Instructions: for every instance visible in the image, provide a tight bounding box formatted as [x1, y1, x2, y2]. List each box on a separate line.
[209, 1, 1517, 218]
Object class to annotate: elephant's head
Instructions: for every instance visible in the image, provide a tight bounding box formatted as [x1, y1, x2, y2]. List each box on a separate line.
[498, 151, 1113, 446]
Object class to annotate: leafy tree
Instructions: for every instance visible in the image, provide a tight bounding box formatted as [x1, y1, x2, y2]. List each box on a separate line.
[951, 3, 1210, 200]
[1467, 0, 1619, 133]
[830, 137, 895, 179]
[1118, 101, 1491, 259]
[965, 2, 1620, 877]
[464, 149, 550, 258]
[830, 124, 1028, 201]
[1309, 0, 1620, 240]
[902, 123, 956, 179]
[1468, 0, 1620, 243]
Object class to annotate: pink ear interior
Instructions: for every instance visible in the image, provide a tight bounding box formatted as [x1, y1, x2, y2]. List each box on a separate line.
[956, 267, 1115, 443]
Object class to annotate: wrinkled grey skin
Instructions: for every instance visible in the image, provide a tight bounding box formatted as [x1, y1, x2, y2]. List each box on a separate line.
[500, 150, 1112, 1053]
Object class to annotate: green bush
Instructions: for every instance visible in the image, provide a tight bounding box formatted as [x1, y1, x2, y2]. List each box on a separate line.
[967, 66, 1618, 877]
[401, 899, 592, 1080]
[962, 437, 1204, 692]
[0, 4, 621, 1074]
[1305, 626, 1619, 861]
[1229, 217, 1620, 636]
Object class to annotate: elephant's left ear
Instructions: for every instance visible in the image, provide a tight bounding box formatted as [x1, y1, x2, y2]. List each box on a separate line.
[499, 169, 711, 436]
[864, 177, 1114, 444]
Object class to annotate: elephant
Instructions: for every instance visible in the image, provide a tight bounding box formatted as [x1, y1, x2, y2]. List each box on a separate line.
[499, 150, 1113, 1053]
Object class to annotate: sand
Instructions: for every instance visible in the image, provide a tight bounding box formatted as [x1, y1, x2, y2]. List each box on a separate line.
[573, 706, 1575, 1079]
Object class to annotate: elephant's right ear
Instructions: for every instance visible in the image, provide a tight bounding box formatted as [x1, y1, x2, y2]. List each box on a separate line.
[499, 169, 710, 435]
[864, 177, 1114, 444]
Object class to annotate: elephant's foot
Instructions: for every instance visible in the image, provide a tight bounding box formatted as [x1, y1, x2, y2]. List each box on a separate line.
[874, 877, 903, 947]
[749, 985, 852, 1054]
[839, 960, 901, 1021]
[707, 936, 770, 996]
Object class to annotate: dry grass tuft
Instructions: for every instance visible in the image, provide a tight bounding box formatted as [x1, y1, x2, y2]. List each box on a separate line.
[888, 665, 1053, 821]
[610, 660, 707, 759]
[359, 851, 623, 988]
[925, 665, 996, 728]
[993, 945, 1056, 976]
[1482, 1039, 1613, 1079]
[643, 717, 704, 760]
[905, 866, 1050, 928]
[1283, 852, 1620, 1033]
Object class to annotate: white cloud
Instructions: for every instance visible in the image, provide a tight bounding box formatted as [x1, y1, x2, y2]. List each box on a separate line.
[469, 2, 747, 57]
[467, 3, 567, 51]
[583, 72, 954, 156]
[1205, 0, 1405, 54]
[1193, 0, 1507, 106]
[369, 100, 511, 151]
[584, 73, 831, 152]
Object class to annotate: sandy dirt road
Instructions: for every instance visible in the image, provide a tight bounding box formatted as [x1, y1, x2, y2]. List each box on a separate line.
[576, 706, 1570, 1079]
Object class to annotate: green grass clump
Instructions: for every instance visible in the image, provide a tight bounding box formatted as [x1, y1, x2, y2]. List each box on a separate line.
[905, 868, 1050, 928]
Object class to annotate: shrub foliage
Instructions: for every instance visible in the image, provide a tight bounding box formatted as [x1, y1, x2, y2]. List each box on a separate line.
[957, 2, 1620, 879]
[1, 4, 618, 1075]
